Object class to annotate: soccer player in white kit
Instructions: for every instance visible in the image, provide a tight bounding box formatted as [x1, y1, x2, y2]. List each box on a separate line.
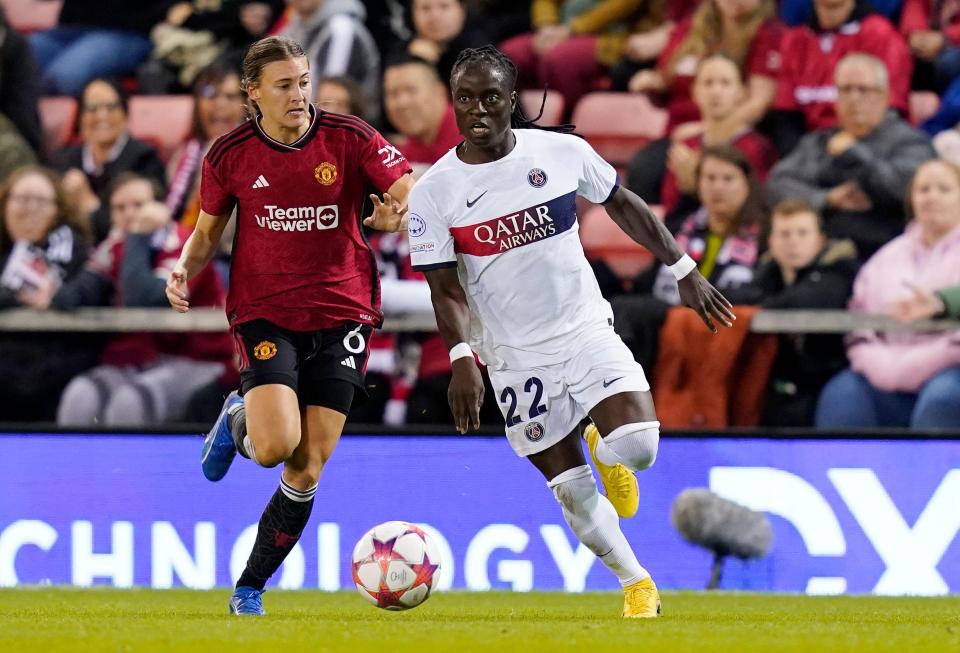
[408, 46, 735, 618]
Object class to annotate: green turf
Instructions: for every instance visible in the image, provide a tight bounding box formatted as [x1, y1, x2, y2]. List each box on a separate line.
[1, 589, 958, 653]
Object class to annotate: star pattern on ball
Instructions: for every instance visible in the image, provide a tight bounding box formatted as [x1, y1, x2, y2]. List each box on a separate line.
[409, 550, 440, 590]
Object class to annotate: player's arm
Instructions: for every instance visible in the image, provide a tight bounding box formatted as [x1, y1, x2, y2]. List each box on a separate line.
[365, 173, 416, 233]
[165, 209, 230, 312]
[603, 186, 735, 332]
[423, 266, 484, 434]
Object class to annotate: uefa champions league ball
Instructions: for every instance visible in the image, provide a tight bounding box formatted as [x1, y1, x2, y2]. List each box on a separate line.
[352, 521, 442, 610]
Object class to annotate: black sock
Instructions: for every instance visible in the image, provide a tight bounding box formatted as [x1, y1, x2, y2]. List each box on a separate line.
[229, 405, 249, 459]
[236, 478, 316, 590]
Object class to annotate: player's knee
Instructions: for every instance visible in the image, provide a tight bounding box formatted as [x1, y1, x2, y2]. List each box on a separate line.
[606, 421, 660, 471]
[253, 434, 298, 467]
[56, 375, 103, 426]
[548, 465, 599, 516]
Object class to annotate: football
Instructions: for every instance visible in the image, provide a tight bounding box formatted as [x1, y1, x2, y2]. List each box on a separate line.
[351, 521, 443, 610]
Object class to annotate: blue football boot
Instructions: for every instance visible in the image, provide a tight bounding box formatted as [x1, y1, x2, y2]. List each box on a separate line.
[201, 390, 243, 481]
[229, 586, 265, 616]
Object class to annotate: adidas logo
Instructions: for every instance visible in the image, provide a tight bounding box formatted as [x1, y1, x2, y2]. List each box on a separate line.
[252, 174, 270, 189]
[340, 356, 356, 370]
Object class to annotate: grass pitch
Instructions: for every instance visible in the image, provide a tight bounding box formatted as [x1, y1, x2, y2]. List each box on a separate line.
[1, 589, 958, 653]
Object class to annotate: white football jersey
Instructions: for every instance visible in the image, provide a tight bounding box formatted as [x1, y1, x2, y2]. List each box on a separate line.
[408, 129, 619, 370]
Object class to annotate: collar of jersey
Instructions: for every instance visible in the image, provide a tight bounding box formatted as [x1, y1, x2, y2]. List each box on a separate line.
[253, 103, 320, 152]
[452, 129, 524, 169]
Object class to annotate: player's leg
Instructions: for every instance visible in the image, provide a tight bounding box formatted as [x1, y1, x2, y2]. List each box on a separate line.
[589, 391, 660, 472]
[202, 321, 302, 481]
[527, 429, 660, 618]
[231, 394, 350, 615]
[569, 325, 660, 517]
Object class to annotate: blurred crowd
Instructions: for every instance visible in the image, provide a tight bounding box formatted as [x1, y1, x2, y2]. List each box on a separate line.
[0, 0, 959, 430]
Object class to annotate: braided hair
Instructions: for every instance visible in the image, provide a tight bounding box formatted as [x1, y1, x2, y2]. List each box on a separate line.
[450, 45, 575, 134]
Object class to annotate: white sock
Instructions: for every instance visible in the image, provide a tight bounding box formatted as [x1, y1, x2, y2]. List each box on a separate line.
[591, 431, 623, 466]
[242, 435, 261, 466]
[548, 465, 649, 587]
[605, 421, 660, 471]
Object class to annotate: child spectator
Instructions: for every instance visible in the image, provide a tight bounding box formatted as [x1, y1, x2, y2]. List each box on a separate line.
[54, 173, 234, 426]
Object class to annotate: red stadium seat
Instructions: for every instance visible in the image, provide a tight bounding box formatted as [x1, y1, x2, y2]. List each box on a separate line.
[571, 92, 668, 168]
[38, 96, 77, 157]
[909, 91, 941, 127]
[520, 89, 564, 125]
[128, 95, 195, 163]
[1, 0, 62, 32]
[578, 203, 663, 279]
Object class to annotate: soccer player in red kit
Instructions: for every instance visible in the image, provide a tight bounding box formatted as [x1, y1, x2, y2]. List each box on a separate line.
[165, 36, 412, 615]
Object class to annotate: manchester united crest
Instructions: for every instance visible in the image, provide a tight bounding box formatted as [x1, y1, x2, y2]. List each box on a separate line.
[253, 340, 277, 361]
[314, 162, 338, 185]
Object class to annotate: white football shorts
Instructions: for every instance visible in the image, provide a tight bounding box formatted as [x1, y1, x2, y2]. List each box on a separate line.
[487, 322, 650, 457]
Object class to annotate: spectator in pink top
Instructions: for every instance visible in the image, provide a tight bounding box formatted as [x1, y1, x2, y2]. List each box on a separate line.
[815, 159, 960, 428]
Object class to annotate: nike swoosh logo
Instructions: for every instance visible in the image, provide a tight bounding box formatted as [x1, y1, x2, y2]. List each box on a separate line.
[466, 190, 488, 208]
[602, 377, 624, 388]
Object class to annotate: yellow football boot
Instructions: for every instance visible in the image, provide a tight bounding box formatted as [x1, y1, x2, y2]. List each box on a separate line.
[584, 423, 639, 518]
[622, 576, 662, 618]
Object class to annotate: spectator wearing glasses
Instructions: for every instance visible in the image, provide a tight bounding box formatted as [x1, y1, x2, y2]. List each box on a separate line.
[768, 54, 935, 260]
[56, 78, 167, 243]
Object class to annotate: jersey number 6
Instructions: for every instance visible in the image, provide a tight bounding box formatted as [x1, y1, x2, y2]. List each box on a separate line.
[500, 377, 548, 427]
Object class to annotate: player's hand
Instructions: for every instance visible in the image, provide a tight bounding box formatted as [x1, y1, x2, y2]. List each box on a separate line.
[364, 192, 408, 232]
[677, 270, 736, 333]
[448, 358, 484, 434]
[889, 283, 944, 322]
[166, 265, 190, 313]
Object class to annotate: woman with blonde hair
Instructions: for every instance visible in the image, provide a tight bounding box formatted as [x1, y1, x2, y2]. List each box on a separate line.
[815, 159, 960, 428]
[627, 0, 783, 203]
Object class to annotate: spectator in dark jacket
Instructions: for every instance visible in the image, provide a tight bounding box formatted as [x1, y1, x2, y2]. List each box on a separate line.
[56, 78, 167, 243]
[0, 6, 42, 158]
[725, 199, 860, 426]
[390, 0, 491, 87]
[768, 53, 936, 260]
[0, 165, 98, 421]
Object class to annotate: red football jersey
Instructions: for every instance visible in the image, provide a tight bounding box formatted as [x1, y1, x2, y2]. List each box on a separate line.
[657, 18, 784, 131]
[774, 14, 912, 130]
[200, 106, 411, 331]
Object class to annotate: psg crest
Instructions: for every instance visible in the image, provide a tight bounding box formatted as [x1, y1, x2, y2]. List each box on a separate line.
[524, 421, 545, 442]
[527, 168, 548, 188]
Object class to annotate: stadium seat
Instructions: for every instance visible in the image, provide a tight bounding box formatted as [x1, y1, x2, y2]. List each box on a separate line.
[128, 95, 195, 162]
[1, 0, 62, 32]
[578, 203, 662, 279]
[909, 91, 941, 127]
[520, 89, 564, 125]
[571, 92, 668, 168]
[38, 96, 77, 157]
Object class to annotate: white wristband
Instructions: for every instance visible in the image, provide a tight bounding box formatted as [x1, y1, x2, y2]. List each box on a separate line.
[668, 254, 696, 280]
[449, 342, 473, 363]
